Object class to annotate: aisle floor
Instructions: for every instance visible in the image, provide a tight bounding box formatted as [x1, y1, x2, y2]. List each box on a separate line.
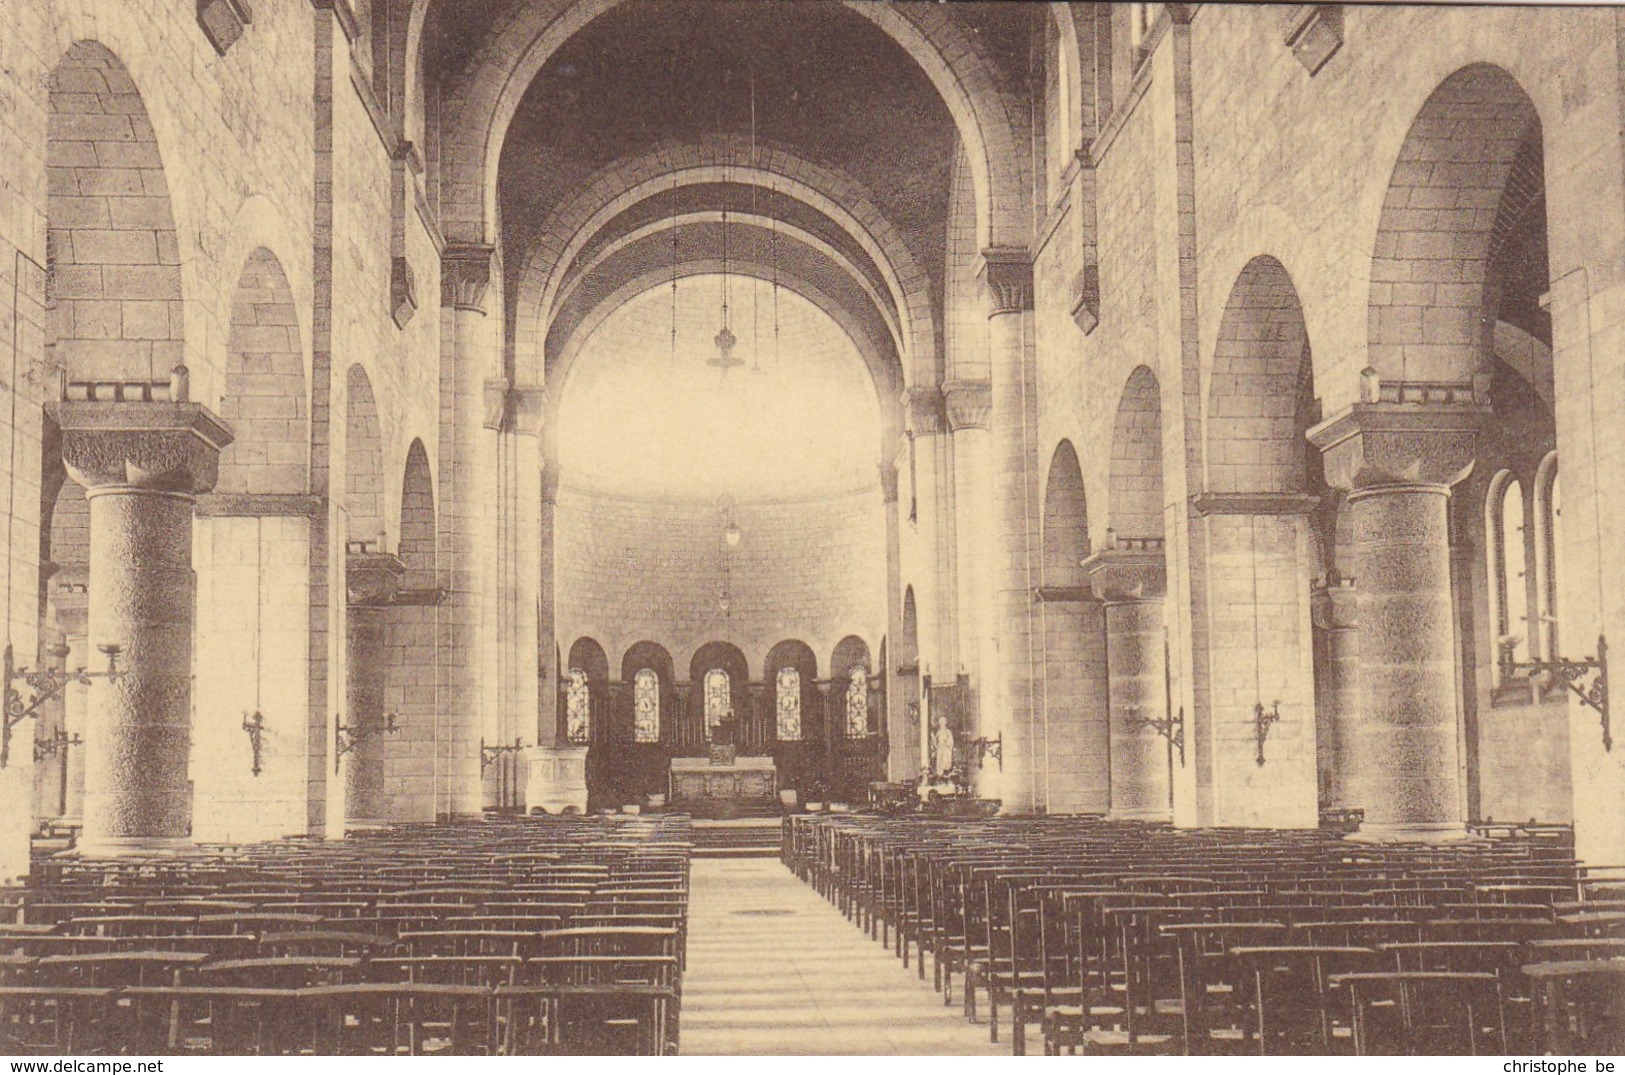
[679, 858, 1007, 1056]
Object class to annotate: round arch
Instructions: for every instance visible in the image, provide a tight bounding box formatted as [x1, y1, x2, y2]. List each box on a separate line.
[430, 0, 1028, 251]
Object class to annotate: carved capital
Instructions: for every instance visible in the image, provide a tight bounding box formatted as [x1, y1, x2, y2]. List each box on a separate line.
[483, 377, 511, 432]
[509, 384, 546, 436]
[1070, 263, 1100, 335]
[941, 380, 992, 432]
[346, 550, 406, 608]
[904, 386, 945, 436]
[540, 465, 563, 507]
[390, 256, 417, 329]
[979, 248, 1033, 315]
[878, 461, 900, 505]
[1082, 543, 1167, 603]
[48, 401, 233, 494]
[441, 243, 495, 313]
[1307, 399, 1487, 492]
[1310, 577, 1358, 631]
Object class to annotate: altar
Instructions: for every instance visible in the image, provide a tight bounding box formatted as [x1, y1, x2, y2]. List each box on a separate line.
[669, 756, 778, 818]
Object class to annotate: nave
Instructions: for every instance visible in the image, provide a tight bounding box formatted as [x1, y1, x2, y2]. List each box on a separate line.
[680, 857, 1005, 1055]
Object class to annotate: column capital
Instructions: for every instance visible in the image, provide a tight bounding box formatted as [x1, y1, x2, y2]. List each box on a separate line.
[345, 549, 405, 607]
[541, 465, 563, 506]
[903, 386, 945, 435]
[941, 379, 992, 432]
[1307, 394, 1487, 492]
[978, 247, 1033, 315]
[441, 243, 496, 313]
[878, 460, 900, 505]
[1081, 541, 1168, 602]
[48, 401, 233, 494]
[1310, 576, 1358, 630]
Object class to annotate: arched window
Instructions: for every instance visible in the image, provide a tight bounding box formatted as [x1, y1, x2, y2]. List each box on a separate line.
[703, 668, 730, 741]
[775, 666, 802, 741]
[1488, 472, 1530, 682]
[845, 666, 870, 738]
[565, 668, 590, 743]
[1535, 453, 1562, 662]
[633, 669, 660, 744]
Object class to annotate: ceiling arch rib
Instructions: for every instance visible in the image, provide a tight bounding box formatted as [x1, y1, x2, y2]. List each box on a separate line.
[557, 212, 905, 360]
[510, 142, 936, 383]
[429, 0, 1028, 254]
[545, 224, 901, 400]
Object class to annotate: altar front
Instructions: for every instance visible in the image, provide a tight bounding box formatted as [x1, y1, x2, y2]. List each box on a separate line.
[669, 756, 778, 818]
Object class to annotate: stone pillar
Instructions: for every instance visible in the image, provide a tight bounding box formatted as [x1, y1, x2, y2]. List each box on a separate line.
[536, 463, 560, 750]
[343, 549, 403, 827]
[439, 245, 498, 819]
[1311, 578, 1359, 811]
[1309, 393, 1484, 841]
[981, 249, 1040, 813]
[879, 454, 913, 780]
[942, 379, 993, 796]
[904, 387, 946, 774]
[1085, 542, 1171, 821]
[48, 399, 232, 854]
[51, 568, 90, 825]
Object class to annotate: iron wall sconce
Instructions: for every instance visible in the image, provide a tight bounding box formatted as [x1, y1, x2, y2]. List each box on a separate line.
[242, 710, 266, 776]
[334, 711, 400, 773]
[2, 642, 121, 769]
[965, 732, 1003, 771]
[1254, 700, 1282, 766]
[1499, 634, 1610, 751]
[1130, 707, 1186, 766]
[480, 737, 526, 772]
[33, 728, 82, 764]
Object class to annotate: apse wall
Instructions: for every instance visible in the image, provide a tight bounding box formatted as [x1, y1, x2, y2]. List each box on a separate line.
[555, 483, 887, 676]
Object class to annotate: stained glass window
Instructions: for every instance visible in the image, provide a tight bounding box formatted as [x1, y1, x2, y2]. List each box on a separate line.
[633, 669, 659, 744]
[704, 669, 730, 741]
[845, 666, 869, 737]
[565, 668, 590, 743]
[776, 666, 802, 741]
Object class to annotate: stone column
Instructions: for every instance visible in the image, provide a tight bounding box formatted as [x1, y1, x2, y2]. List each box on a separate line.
[439, 245, 498, 819]
[981, 249, 1040, 813]
[1309, 392, 1484, 841]
[879, 454, 914, 780]
[48, 399, 232, 854]
[904, 388, 946, 773]
[942, 379, 993, 796]
[1085, 541, 1172, 821]
[50, 568, 90, 825]
[1311, 577, 1359, 811]
[344, 549, 403, 827]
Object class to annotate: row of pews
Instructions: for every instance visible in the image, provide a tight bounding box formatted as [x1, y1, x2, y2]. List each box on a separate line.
[784, 814, 1625, 1056]
[1, 814, 693, 1055]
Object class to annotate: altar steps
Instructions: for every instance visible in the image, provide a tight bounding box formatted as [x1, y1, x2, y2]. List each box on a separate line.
[690, 818, 784, 859]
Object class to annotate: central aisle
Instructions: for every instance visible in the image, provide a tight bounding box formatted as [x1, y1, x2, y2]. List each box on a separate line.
[680, 858, 1006, 1056]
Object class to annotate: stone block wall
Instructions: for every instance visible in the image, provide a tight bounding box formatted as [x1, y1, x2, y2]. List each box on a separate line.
[555, 484, 886, 682]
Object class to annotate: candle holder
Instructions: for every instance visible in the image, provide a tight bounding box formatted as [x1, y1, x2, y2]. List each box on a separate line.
[2, 642, 122, 769]
[334, 712, 400, 773]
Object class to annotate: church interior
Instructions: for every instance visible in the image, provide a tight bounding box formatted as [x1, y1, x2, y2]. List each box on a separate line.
[0, 0, 1622, 1056]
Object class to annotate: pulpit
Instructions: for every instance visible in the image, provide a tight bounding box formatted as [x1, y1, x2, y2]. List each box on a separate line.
[669, 756, 778, 818]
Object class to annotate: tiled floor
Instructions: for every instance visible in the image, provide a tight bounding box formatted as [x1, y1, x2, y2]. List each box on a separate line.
[679, 858, 1006, 1056]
